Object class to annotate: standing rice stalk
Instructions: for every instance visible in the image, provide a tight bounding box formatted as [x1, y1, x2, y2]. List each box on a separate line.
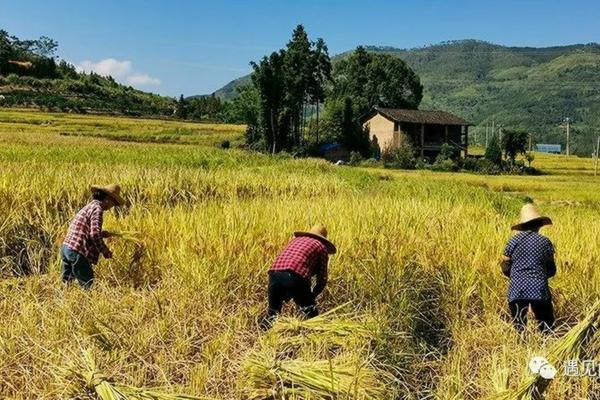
[490, 301, 600, 400]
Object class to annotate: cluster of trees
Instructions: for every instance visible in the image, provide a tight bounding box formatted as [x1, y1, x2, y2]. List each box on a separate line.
[322, 47, 423, 156]
[243, 25, 331, 152]
[174, 95, 227, 121]
[0, 30, 63, 78]
[239, 25, 424, 155]
[482, 129, 535, 173]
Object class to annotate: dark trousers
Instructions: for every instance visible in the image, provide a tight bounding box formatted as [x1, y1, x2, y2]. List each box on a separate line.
[61, 245, 94, 289]
[509, 300, 555, 333]
[263, 270, 318, 328]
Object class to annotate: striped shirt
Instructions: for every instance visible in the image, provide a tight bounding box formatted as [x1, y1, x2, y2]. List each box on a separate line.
[63, 200, 110, 264]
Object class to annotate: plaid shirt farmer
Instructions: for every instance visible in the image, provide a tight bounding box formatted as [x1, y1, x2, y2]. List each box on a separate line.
[63, 200, 110, 264]
[270, 236, 328, 289]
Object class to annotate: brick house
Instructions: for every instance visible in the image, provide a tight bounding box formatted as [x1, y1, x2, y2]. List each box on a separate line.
[362, 107, 471, 159]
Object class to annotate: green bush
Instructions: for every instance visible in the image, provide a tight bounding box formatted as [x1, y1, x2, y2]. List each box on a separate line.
[432, 158, 458, 172]
[6, 74, 20, 85]
[432, 143, 459, 171]
[381, 144, 417, 169]
[475, 158, 502, 174]
[358, 158, 380, 168]
[484, 134, 502, 165]
[348, 151, 364, 166]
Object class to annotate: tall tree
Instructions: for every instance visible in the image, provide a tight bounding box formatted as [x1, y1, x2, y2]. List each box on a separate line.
[30, 36, 58, 58]
[283, 25, 315, 146]
[485, 134, 503, 165]
[501, 129, 529, 164]
[175, 95, 188, 119]
[340, 97, 371, 156]
[309, 38, 332, 142]
[247, 25, 331, 153]
[324, 47, 422, 149]
[331, 47, 423, 117]
[251, 51, 287, 153]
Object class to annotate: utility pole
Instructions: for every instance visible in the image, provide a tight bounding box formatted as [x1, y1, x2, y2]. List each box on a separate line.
[485, 122, 489, 147]
[528, 133, 533, 152]
[595, 135, 600, 177]
[563, 117, 571, 156]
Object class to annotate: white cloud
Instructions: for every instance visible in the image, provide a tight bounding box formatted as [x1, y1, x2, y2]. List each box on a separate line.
[75, 58, 161, 87]
[76, 58, 132, 78]
[126, 73, 161, 86]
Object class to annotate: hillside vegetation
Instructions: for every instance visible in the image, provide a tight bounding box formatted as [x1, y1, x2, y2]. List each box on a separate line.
[1, 30, 246, 124]
[215, 40, 600, 154]
[1, 109, 600, 399]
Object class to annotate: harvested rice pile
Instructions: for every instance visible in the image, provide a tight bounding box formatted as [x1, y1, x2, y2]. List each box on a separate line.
[239, 305, 400, 400]
[58, 350, 210, 400]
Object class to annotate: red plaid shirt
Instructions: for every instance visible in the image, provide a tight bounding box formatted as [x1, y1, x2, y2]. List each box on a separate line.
[63, 200, 110, 264]
[270, 236, 328, 288]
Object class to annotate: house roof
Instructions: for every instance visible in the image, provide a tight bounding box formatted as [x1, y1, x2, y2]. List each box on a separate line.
[367, 107, 471, 126]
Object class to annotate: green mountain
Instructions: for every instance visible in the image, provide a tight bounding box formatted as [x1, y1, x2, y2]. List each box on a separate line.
[212, 40, 600, 154]
[212, 75, 251, 100]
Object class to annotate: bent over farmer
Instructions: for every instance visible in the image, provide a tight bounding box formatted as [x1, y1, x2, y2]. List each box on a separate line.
[61, 184, 125, 289]
[262, 225, 336, 329]
[501, 204, 556, 333]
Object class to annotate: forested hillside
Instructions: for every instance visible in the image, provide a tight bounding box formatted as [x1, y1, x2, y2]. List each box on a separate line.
[0, 30, 177, 117]
[214, 40, 600, 154]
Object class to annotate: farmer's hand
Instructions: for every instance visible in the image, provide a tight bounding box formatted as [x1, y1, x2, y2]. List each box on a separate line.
[101, 230, 113, 238]
[103, 250, 113, 259]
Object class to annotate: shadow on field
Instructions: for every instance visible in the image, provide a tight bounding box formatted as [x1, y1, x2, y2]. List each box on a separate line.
[331, 252, 455, 397]
[0, 222, 54, 277]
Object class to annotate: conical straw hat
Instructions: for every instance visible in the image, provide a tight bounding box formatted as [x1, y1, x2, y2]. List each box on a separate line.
[511, 204, 552, 231]
[294, 224, 337, 254]
[90, 184, 126, 206]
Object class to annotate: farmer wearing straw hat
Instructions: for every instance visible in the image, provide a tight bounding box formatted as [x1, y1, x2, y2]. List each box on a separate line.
[262, 225, 336, 329]
[61, 184, 125, 289]
[501, 204, 557, 333]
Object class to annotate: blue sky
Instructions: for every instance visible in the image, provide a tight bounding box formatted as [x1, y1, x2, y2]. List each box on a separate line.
[2, 0, 599, 97]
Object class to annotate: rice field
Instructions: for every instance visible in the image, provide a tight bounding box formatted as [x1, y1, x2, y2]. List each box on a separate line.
[1, 109, 600, 399]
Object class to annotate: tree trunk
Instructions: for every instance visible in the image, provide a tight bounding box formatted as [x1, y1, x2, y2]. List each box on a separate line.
[316, 101, 320, 143]
[301, 102, 306, 145]
[270, 108, 276, 154]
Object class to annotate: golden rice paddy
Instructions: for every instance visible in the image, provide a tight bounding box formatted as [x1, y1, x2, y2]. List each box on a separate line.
[1, 109, 599, 399]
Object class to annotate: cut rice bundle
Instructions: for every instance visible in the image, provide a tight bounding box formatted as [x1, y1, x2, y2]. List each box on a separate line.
[241, 304, 399, 399]
[490, 300, 600, 400]
[58, 350, 210, 400]
[242, 350, 395, 400]
[271, 303, 383, 340]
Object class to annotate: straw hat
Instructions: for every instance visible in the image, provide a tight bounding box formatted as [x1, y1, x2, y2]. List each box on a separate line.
[294, 225, 337, 254]
[511, 204, 552, 231]
[90, 184, 125, 206]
